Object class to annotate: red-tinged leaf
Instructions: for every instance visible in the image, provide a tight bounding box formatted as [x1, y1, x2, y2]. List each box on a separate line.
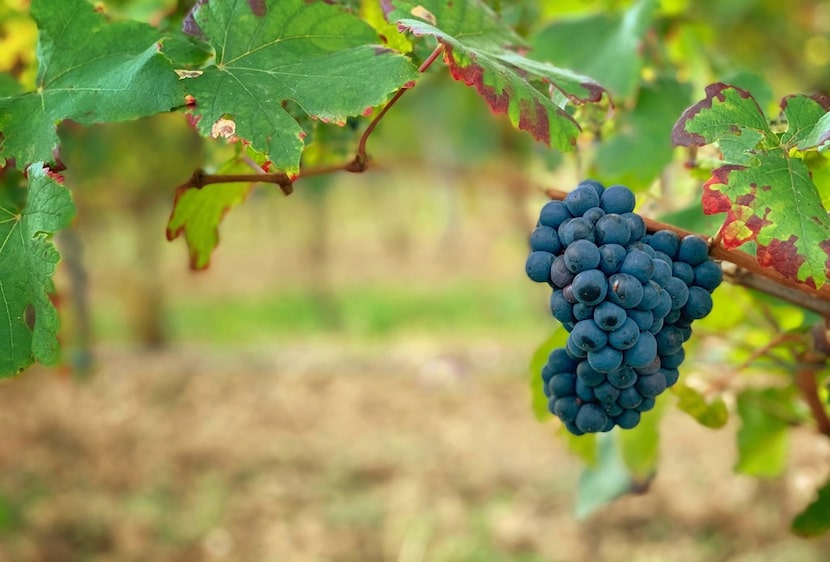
[671, 83, 774, 151]
[703, 152, 830, 287]
[180, 0, 418, 175]
[384, 0, 606, 151]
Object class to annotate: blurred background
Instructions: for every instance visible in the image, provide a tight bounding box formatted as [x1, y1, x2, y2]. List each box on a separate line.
[1, 0, 830, 560]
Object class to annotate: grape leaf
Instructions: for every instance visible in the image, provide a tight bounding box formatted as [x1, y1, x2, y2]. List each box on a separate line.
[791, 478, 830, 537]
[0, 0, 184, 167]
[166, 153, 261, 270]
[798, 110, 830, 152]
[179, 0, 418, 175]
[672, 383, 728, 428]
[530, 0, 657, 100]
[0, 163, 75, 377]
[735, 388, 796, 478]
[384, 0, 606, 151]
[673, 83, 830, 288]
[575, 433, 635, 519]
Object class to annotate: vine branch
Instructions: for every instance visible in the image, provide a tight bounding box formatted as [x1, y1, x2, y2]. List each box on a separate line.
[544, 187, 830, 318]
[796, 322, 830, 437]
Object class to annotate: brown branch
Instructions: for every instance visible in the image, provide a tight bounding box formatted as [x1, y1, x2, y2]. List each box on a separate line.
[544, 187, 830, 318]
[795, 322, 830, 436]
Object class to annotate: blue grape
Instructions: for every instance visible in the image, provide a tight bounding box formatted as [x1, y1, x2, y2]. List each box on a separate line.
[558, 217, 595, 245]
[572, 302, 594, 321]
[678, 235, 709, 266]
[651, 259, 673, 287]
[572, 268, 608, 305]
[587, 346, 623, 373]
[636, 371, 667, 397]
[693, 260, 723, 291]
[635, 355, 662, 375]
[546, 348, 578, 374]
[653, 251, 673, 264]
[579, 179, 606, 199]
[665, 277, 690, 310]
[620, 248, 655, 283]
[530, 226, 562, 254]
[614, 409, 641, 429]
[660, 348, 685, 369]
[539, 200, 572, 229]
[622, 212, 646, 242]
[575, 403, 609, 433]
[593, 300, 628, 331]
[671, 261, 695, 285]
[599, 184, 636, 214]
[577, 360, 606, 386]
[565, 185, 601, 217]
[652, 289, 673, 320]
[549, 372, 576, 397]
[575, 376, 596, 402]
[636, 395, 656, 412]
[598, 243, 627, 275]
[541, 363, 556, 387]
[583, 207, 606, 224]
[661, 367, 680, 386]
[617, 387, 643, 409]
[608, 317, 640, 350]
[594, 381, 621, 403]
[637, 281, 661, 310]
[648, 230, 680, 259]
[562, 284, 577, 304]
[553, 397, 580, 422]
[608, 365, 637, 389]
[564, 239, 601, 273]
[566, 337, 588, 359]
[647, 317, 664, 335]
[550, 290, 575, 323]
[602, 401, 624, 417]
[628, 308, 654, 331]
[682, 286, 714, 319]
[550, 255, 575, 288]
[570, 319, 608, 352]
[664, 309, 681, 324]
[595, 214, 632, 246]
[624, 331, 657, 368]
[526, 251, 554, 283]
[607, 273, 644, 309]
[655, 325, 684, 355]
[564, 421, 585, 436]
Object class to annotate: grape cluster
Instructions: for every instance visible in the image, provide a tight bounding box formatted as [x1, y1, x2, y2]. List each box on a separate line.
[526, 180, 722, 434]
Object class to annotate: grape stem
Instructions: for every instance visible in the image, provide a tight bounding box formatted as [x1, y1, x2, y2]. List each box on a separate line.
[796, 322, 830, 437]
[544, 187, 830, 318]
[176, 44, 446, 194]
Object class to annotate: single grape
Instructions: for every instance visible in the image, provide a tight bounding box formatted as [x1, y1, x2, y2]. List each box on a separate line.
[579, 179, 606, 199]
[550, 255, 575, 288]
[664, 309, 681, 324]
[583, 207, 606, 224]
[671, 261, 695, 286]
[678, 235, 709, 266]
[539, 200, 572, 229]
[622, 212, 646, 242]
[602, 401, 624, 417]
[575, 376, 596, 402]
[566, 337, 588, 359]
[530, 226, 562, 254]
[549, 290, 575, 323]
[587, 346, 623, 373]
[562, 284, 577, 304]
[541, 363, 555, 387]
[595, 214, 632, 246]
[635, 355, 662, 375]
[599, 184, 636, 214]
[570, 319, 608, 352]
[594, 300, 628, 331]
[598, 243, 627, 275]
[548, 372, 577, 398]
[652, 289, 673, 320]
[575, 403, 609, 433]
[553, 396, 581, 422]
[627, 308, 654, 331]
[660, 348, 685, 369]
[661, 367, 680, 386]
[655, 325, 684, 355]
[637, 281, 661, 311]
[624, 331, 657, 368]
[572, 268, 608, 305]
[608, 317, 641, 350]
[693, 260, 723, 292]
[594, 381, 621, 403]
[525, 251, 554, 283]
[573, 302, 594, 321]
[615, 409, 641, 430]
[620, 248, 655, 283]
[564, 420, 585, 436]
[558, 217, 595, 245]
[636, 395, 657, 412]
[636, 371, 668, 397]
[577, 360, 606, 387]
[617, 387, 643, 409]
[564, 239, 601, 273]
[665, 277, 690, 310]
[683, 286, 714, 319]
[608, 365, 637, 389]
[653, 250, 673, 264]
[607, 273, 644, 309]
[565, 185, 601, 217]
[647, 316, 664, 335]
[648, 230, 680, 259]
[547, 347, 579, 373]
[651, 259, 673, 287]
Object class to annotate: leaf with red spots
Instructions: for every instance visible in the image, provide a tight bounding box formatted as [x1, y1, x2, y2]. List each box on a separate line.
[383, 0, 606, 151]
[181, 0, 418, 175]
[674, 84, 830, 288]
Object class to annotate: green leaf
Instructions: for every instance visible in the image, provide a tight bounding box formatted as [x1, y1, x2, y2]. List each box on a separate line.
[617, 394, 665, 479]
[596, 77, 693, 184]
[166, 155, 257, 270]
[561, 428, 597, 467]
[798, 110, 830, 152]
[674, 84, 830, 288]
[0, 0, 183, 167]
[673, 383, 728, 428]
[703, 151, 830, 288]
[385, 0, 606, 151]
[0, 163, 76, 377]
[792, 478, 830, 536]
[735, 388, 795, 478]
[528, 327, 569, 421]
[530, 0, 657, 99]
[575, 433, 634, 519]
[180, 0, 418, 175]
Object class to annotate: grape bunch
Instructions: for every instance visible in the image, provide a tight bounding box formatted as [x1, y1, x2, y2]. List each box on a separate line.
[525, 180, 722, 434]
